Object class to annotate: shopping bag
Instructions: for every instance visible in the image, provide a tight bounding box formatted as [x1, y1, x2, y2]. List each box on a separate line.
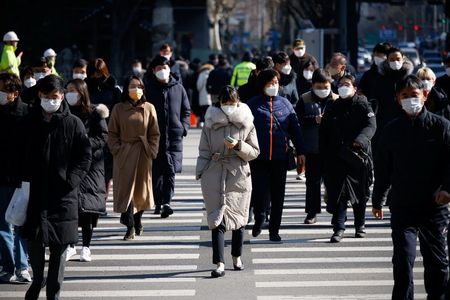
[5, 182, 30, 226]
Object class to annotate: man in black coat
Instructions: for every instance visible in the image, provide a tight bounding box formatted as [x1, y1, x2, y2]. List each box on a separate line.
[145, 55, 191, 218]
[0, 73, 31, 283]
[289, 39, 319, 78]
[20, 75, 91, 300]
[372, 75, 450, 300]
[358, 42, 392, 102]
[370, 47, 414, 153]
[319, 75, 376, 243]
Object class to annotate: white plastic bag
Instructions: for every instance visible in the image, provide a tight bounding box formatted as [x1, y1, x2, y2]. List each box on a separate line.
[5, 182, 30, 226]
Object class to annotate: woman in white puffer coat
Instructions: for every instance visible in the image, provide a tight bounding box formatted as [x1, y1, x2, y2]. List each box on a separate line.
[196, 85, 259, 278]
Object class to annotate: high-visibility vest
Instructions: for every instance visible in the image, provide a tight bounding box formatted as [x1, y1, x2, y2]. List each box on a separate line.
[230, 61, 256, 87]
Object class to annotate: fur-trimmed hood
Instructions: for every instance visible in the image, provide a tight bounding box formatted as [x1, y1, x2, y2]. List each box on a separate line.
[378, 57, 414, 77]
[205, 103, 254, 130]
[94, 103, 109, 119]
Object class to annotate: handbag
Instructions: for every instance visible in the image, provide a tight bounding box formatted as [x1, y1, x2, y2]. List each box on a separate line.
[272, 114, 297, 171]
[338, 146, 369, 170]
[5, 182, 30, 226]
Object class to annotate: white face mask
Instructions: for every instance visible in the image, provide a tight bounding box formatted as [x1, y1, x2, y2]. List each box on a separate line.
[73, 73, 87, 80]
[264, 84, 279, 97]
[313, 88, 330, 99]
[338, 86, 354, 99]
[155, 68, 170, 82]
[422, 80, 433, 92]
[24, 78, 36, 88]
[294, 49, 305, 58]
[40, 98, 62, 113]
[281, 65, 292, 75]
[0, 91, 9, 105]
[34, 73, 46, 81]
[303, 70, 313, 80]
[389, 60, 403, 71]
[373, 56, 385, 67]
[400, 97, 423, 116]
[132, 67, 142, 75]
[163, 55, 171, 61]
[65, 92, 80, 106]
[221, 105, 237, 116]
[446, 68, 450, 77]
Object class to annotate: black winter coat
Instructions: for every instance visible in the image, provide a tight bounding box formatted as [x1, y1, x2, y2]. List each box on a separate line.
[296, 91, 338, 154]
[319, 95, 376, 211]
[435, 74, 450, 102]
[86, 76, 121, 112]
[20, 101, 92, 246]
[145, 75, 191, 173]
[279, 72, 299, 106]
[370, 60, 414, 149]
[425, 86, 450, 120]
[372, 109, 450, 213]
[0, 97, 28, 187]
[238, 72, 258, 103]
[358, 63, 382, 103]
[70, 104, 109, 214]
[289, 53, 319, 76]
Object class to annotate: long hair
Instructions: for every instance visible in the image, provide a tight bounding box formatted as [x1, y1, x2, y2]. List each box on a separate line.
[121, 75, 147, 102]
[87, 58, 110, 78]
[66, 79, 92, 113]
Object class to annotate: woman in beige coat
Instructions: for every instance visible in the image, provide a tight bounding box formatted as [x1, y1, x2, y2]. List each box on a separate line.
[196, 86, 259, 278]
[108, 75, 160, 240]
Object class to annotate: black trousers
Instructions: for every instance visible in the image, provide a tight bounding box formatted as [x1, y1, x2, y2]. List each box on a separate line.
[250, 159, 287, 235]
[152, 153, 175, 207]
[25, 241, 67, 300]
[211, 224, 244, 264]
[120, 201, 144, 229]
[331, 198, 367, 232]
[391, 208, 448, 300]
[305, 153, 322, 216]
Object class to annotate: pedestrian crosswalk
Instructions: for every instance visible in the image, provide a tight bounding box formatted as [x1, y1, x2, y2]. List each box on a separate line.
[0, 129, 427, 299]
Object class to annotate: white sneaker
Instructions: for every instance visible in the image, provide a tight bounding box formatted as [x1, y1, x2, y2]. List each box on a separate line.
[80, 247, 92, 262]
[0, 271, 17, 283]
[65, 246, 77, 262]
[15, 269, 32, 283]
[296, 173, 306, 181]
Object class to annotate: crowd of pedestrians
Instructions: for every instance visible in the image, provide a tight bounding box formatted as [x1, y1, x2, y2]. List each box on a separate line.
[1, 29, 450, 299]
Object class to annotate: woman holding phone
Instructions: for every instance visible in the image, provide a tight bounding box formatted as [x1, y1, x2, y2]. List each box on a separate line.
[196, 86, 259, 278]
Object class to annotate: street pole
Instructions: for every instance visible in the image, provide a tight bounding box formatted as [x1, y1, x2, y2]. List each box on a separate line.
[339, 0, 348, 54]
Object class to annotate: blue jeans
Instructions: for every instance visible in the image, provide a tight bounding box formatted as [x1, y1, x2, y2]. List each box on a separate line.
[0, 186, 29, 273]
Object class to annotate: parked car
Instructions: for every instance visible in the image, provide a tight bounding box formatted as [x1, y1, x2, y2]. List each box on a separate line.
[401, 47, 421, 68]
[427, 63, 446, 78]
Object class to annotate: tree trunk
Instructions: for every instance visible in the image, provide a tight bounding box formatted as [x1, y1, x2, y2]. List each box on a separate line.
[152, 0, 174, 56]
[210, 19, 222, 51]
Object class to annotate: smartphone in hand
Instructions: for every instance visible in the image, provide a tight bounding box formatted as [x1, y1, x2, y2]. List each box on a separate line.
[225, 136, 235, 143]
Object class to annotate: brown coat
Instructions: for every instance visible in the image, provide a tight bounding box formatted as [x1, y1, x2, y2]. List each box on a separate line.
[108, 101, 160, 213]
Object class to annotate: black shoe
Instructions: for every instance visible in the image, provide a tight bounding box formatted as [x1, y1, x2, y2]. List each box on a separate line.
[124, 227, 135, 240]
[355, 226, 366, 238]
[161, 205, 173, 218]
[135, 225, 144, 236]
[233, 264, 245, 271]
[269, 233, 282, 242]
[154, 205, 161, 215]
[304, 214, 317, 224]
[330, 230, 344, 243]
[252, 222, 262, 237]
[211, 269, 225, 278]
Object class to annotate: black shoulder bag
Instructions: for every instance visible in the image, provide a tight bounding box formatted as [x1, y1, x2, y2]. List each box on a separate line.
[272, 113, 297, 170]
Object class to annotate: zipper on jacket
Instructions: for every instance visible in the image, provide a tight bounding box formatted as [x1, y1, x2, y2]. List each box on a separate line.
[269, 97, 273, 160]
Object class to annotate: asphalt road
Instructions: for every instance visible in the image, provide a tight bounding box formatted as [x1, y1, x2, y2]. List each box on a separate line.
[0, 128, 426, 300]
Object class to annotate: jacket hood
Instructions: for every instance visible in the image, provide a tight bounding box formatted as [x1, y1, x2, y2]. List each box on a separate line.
[379, 58, 414, 76]
[205, 103, 254, 130]
[199, 64, 214, 73]
[94, 103, 109, 119]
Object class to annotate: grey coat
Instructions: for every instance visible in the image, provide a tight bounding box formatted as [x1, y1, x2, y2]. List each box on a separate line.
[196, 103, 260, 230]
